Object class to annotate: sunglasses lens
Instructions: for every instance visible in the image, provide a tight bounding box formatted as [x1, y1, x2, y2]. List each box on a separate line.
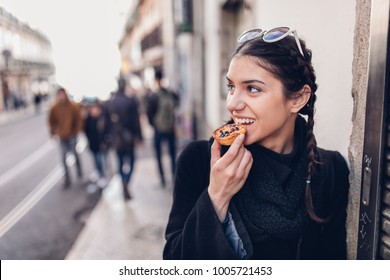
[238, 30, 262, 43]
[263, 27, 290, 41]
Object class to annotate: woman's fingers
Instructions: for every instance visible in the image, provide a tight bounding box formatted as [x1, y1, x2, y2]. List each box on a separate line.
[227, 143, 246, 170]
[211, 134, 245, 168]
[219, 134, 245, 164]
[208, 135, 252, 213]
[228, 133, 245, 155]
[210, 133, 250, 188]
[210, 139, 221, 166]
[237, 149, 253, 179]
[225, 147, 252, 183]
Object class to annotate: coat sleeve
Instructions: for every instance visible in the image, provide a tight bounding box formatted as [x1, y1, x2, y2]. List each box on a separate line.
[316, 151, 350, 259]
[163, 141, 240, 259]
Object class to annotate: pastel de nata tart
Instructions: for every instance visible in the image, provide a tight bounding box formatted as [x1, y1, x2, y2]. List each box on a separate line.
[213, 123, 246, 146]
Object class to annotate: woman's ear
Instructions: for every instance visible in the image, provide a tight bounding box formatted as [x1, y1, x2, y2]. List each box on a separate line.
[290, 85, 311, 113]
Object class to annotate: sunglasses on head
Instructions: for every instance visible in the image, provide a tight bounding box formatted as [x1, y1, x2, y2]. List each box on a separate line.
[237, 27, 304, 57]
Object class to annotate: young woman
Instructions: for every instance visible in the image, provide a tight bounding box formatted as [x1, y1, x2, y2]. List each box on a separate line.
[163, 27, 350, 259]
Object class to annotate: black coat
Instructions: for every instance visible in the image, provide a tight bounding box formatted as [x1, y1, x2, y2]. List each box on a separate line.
[163, 140, 350, 260]
[84, 114, 109, 153]
[109, 92, 142, 152]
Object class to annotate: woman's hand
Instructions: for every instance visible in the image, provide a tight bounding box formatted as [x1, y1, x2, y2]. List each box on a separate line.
[208, 134, 253, 221]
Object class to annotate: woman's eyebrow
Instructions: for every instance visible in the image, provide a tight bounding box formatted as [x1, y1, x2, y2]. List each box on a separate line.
[226, 76, 266, 85]
[241, 79, 266, 85]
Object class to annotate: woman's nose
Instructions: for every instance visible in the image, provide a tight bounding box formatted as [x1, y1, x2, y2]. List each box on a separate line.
[227, 91, 245, 112]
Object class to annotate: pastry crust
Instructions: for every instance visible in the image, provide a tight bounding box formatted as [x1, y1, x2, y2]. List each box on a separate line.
[213, 123, 246, 146]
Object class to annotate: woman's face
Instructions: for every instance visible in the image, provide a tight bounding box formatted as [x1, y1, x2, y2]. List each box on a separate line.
[226, 56, 297, 153]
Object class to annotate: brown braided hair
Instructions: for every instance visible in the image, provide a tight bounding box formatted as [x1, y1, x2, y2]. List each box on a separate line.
[232, 32, 329, 224]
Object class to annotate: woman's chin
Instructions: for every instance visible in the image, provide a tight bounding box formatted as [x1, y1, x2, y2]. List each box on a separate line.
[243, 137, 254, 146]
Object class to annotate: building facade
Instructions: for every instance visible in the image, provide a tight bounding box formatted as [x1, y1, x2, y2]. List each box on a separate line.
[119, 0, 201, 141]
[0, 7, 54, 112]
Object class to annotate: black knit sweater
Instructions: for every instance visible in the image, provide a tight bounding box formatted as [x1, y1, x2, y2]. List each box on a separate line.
[163, 139, 349, 260]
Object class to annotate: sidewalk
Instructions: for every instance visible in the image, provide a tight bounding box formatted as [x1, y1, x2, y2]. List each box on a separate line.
[65, 155, 174, 260]
[0, 100, 51, 127]
[0, 106, 36, 126]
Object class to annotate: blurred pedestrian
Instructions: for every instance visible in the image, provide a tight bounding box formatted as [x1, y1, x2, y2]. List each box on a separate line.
[34, 92, 42, 114]
[164, 27, 350, 259]
[84, 99, 110, 188]
[2, 81, 10, 111]
[48, 87, 84, 188]
[147, 70, 179, 187]
[109, 77, 143, 200]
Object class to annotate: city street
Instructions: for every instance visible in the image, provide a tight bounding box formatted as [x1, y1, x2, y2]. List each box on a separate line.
[0, 110, 102, 259]
[0, 110, 174, 259]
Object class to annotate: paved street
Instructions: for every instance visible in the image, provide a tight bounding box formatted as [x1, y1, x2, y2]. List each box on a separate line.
[0, 108, 102, 259]
[0, 108, 175, 259]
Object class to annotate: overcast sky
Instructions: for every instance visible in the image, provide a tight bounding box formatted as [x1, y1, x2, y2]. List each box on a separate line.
[0, 0, 130, 100]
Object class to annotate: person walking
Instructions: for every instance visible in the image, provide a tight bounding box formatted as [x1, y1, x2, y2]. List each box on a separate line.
[34, 92, 42, 114]
[164, 27, 350, 259]
[48, 87, 84, 188]
[84, 99, 110, 188]
[147, 70, 179, 187]
[109, 77, 143, 200]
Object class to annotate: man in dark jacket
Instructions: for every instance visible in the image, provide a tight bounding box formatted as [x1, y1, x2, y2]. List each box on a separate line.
[109, 77, 143, 200]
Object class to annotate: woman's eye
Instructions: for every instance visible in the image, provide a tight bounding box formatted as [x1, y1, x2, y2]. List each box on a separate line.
[248, 86, 261, 94]
[227, 84, 235, 93]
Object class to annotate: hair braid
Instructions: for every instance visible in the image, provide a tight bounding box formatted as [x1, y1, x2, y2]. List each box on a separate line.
[304, 95, 330, 224]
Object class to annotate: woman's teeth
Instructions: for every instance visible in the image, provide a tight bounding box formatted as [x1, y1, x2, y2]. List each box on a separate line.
[236, 118, 255, 125]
